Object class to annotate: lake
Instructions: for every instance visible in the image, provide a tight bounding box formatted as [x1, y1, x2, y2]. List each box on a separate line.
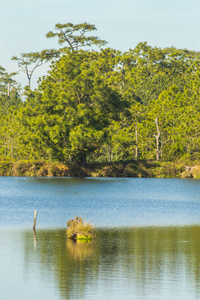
[1, 177, 200, 299]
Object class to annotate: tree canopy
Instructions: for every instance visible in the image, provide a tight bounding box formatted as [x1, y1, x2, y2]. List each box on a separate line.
[46, 22, 107, 51]
[2, 22, 200, 165]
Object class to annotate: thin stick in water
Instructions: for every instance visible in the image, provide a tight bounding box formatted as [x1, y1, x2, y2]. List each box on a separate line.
[33, 210, 37, 230]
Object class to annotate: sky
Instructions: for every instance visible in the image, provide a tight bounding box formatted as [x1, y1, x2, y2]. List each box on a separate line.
[1, 0, 200, 88]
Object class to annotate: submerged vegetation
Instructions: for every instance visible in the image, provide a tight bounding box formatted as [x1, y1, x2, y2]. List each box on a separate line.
[1, 22, 200, 177]
[66, 216, 95, 240]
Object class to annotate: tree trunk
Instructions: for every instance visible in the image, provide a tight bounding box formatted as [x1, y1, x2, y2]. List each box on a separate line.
[11, 138, 13, 157]
[7, 82, 10, 97]
[4, 138, 7, 156]
[154, 117, 160, 161]
[80, 152, 87, 167]
[135, 121, 138, 160]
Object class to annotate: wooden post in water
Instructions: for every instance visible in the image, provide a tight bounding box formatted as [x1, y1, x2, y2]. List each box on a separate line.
[33, 210, 37, 230]
[33, 227, 37, 250]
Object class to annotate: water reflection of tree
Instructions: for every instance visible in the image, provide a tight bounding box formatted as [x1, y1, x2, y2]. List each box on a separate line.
[23, 229, 97, 300]
[23, 226, 200, 299]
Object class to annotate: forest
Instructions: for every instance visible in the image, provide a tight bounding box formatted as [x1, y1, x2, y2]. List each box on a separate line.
[1, 22, 200, 177]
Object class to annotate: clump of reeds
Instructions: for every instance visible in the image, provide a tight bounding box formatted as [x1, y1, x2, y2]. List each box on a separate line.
[66, 216, 95, 240]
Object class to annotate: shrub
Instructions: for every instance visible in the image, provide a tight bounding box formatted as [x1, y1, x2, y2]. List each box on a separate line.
[68, 163, 88, 177]
[0, 160, 14, 176]
[12, 160, 32, 176]
[123, 163, 138, 177]
[191, 166, 200, 179]
[66, 216, 95, 240]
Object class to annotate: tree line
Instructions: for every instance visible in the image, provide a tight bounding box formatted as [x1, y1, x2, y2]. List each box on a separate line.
[1, 22, 200, 166]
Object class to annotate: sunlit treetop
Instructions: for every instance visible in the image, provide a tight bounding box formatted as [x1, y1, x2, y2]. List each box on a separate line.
[46, 22, 108, 51]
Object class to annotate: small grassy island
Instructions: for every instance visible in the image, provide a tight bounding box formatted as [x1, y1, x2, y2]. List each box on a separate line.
[66, 216, 95, 241]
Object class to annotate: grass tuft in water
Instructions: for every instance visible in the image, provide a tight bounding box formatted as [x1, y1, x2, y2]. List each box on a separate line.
[66, 216, 95, 240]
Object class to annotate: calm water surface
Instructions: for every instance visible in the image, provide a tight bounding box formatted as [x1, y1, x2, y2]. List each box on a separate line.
[1, 177, 200, 299]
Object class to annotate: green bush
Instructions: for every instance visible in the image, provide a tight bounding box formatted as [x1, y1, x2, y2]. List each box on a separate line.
[12, 161, 32, 176]
[0, 160, 14, 176]
[123, 163, 138, 177]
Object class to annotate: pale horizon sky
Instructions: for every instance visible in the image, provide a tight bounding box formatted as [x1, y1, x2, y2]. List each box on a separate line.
[1, 0, 200, 88]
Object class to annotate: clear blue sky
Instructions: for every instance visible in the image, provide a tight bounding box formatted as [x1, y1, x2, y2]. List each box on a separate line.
[1, 0, 200, 88]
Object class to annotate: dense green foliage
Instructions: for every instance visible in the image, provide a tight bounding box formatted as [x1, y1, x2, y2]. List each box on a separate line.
[1, 23, 200, 167]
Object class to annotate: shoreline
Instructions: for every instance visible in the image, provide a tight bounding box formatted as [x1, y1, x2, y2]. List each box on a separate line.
[0, 159, 199, 179]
